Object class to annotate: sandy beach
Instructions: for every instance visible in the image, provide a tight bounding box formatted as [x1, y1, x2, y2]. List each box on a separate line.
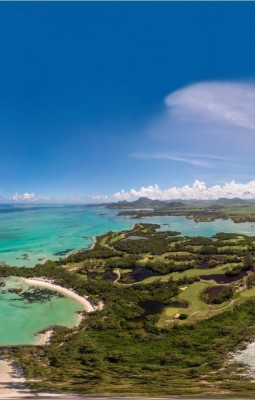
[21, 277, 95, 312]
[36, 329, 54, 346]
[20, 277, 96, 345]
[0, 280, 99, 395]
[0, 360, 30, 398]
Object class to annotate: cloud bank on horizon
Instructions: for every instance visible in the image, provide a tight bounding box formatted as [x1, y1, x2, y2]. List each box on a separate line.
[93, 180, 255, 202]
[9, 179, 255, 202]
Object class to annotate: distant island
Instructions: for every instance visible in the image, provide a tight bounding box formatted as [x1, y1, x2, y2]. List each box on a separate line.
[90, 196, 255, 223]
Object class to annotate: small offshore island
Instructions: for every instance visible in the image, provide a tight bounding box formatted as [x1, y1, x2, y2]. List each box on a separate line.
[3, 208, 255, 396]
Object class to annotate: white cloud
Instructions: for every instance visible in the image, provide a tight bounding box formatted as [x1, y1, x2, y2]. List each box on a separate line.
[130, 152, 231, 168]
[12, 192, 37, 201]
[133, 81, 255, 176]
[165, 81, 255, 131]
[108, 179, 255, 201]
[9, 193, 92, 203]
[92, 194, 109, 201]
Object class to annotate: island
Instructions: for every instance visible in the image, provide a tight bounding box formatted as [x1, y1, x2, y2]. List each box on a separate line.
[1, 222, 255, 396]
[91, 196, 255, 223]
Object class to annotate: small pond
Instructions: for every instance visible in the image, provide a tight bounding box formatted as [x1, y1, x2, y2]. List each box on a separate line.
[119, 266, 159, 284]
[204, 285, 230, 301]
[123, 235, 148, 241]
[168, 301, 188, 308]
[87, 269, 117, 281]
[200, 270, 248, 284]
[132, 300, 187, 322]
[132, 301, 165, 321]
[197, 261, 211, 270]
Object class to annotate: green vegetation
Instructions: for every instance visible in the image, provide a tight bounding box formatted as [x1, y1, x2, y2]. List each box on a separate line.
[2, 222, 255, 395]
[102, 196, 255, 223]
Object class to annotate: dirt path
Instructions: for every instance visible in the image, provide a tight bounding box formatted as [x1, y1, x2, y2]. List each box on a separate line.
[113, 268, 121, 283]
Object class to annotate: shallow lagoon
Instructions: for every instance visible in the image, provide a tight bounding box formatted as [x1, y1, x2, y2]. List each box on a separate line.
[0, 204, 255, 267]
[152, 215, 255, 237]
[0, 205, 255, 345]
[0, 277, 83, 346]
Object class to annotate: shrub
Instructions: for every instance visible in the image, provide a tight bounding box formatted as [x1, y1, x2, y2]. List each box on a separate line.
[179, 313, 188, 320]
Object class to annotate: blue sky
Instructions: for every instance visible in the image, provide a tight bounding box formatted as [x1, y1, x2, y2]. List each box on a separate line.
[1, 2, 255, 201]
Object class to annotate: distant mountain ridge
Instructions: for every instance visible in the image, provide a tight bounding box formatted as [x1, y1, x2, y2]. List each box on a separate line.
[90, 196, 255, 209]
[93, 197, 186, 209]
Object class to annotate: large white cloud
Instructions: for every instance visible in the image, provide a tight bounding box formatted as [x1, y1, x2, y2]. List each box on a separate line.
[138, 81, 255, 173]
[7, 179, 255, 202]
[165, 81, 255, 131]
[109, 179, 255, 201]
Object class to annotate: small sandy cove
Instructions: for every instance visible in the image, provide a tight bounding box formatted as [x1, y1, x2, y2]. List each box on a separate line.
[0, 279, 102, 396]
[21, 277, 95, 312]
[20, 277, 99, 345]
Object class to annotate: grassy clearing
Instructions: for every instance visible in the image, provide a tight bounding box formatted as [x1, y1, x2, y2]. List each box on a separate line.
[119, 268, 133, 274]
[138, 263, 230, 284]
[159, 279, 255, 327]
[158, 281, 236, 326]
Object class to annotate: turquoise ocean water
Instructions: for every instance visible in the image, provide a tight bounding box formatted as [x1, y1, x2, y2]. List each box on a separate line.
[1, 203, 255, 345]
[1, 204, 255, 268]
[0, 276, 83, 346]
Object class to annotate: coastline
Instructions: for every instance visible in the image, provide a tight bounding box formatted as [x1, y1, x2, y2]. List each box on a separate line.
[36, 329, 54, 346]
[20, 277, 96, 345]
[90, 235, 97, 249]
[20, 277, 95, 312]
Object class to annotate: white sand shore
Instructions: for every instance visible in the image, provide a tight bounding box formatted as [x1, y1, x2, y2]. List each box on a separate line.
[36, 329, 54, 346]
[20, 277, 102, 346]
[90, 236, 97, 249]
[0, 360, 30, 397]
[0, 278, 103, 394]
[21, 277, 95, 312]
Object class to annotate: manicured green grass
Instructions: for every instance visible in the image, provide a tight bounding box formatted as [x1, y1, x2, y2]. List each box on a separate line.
[139, 263, 229, 284]
[119, 268, 132, 274]
[158, 281, 237, 326]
